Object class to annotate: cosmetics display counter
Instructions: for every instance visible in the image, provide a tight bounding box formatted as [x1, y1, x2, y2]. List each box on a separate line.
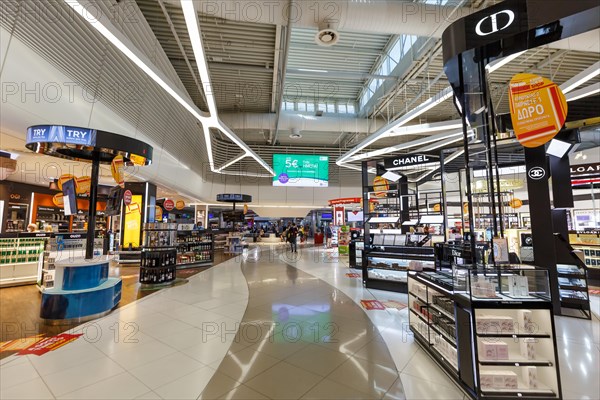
[408, 265, 562, 400]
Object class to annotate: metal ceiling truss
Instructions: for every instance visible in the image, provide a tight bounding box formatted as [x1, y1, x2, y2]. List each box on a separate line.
[64, 0, 274, 177]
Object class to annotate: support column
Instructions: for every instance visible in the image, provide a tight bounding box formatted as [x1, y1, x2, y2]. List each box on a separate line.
[86, 151, 100, 259]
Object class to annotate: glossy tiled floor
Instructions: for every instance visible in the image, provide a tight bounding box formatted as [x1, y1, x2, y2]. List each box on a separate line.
[0, 244, 598, 399]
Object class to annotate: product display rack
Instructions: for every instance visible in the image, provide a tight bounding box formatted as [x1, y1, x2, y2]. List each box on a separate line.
[140, 223, 177, 284]
[349, 239, 364, 268]
[176, 230, 214, 268]
[408, 265, 562, 400]
[0, 232, 48, 287]
[225, 233, 244, 255]
[363, 231, 436, 293]
[213, 232, 228, 250]
[569, 230, 600, 285]
[554, 234, 591, 319]
[37, 233, 104, 291]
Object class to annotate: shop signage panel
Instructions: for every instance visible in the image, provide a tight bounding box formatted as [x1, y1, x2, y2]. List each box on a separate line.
[123, 190, 132, 206]
[570, 163, 600, 177]
[216, 194, 252, 203]
[509, 73, 568, 148]
[383, 154, 438, 170]
[26, 125, 97, 146]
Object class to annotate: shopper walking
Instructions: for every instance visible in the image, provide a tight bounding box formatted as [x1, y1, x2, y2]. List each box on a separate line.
[325, 224, 333, 248]
[287, 223, 298, 253]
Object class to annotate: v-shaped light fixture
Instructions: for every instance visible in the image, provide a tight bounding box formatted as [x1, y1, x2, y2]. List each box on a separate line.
[63, 0, 274, 177]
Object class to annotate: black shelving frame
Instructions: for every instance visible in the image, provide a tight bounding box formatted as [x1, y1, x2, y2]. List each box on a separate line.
[175, 230, 214, 268]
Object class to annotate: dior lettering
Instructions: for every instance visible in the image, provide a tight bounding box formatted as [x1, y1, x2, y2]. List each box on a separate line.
[475, 10, 515, 36]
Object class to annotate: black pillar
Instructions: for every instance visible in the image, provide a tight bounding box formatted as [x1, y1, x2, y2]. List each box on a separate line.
[550, 156, 575, 209]
[86, 151, 100, 259]
[524, 146, 561, 315]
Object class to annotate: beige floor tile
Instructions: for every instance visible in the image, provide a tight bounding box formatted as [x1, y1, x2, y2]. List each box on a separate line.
[210, 346, 281, 383]
[218, 384, 269, 400]
[300, 378, 375, 399]
[284, 344, 349, 377]
[326, 357, 399, 398]
[246, 332, 310, 360]
[353, 339, 397, 370]
[198, 371, 243, 399]
[244, 361, 322, 399]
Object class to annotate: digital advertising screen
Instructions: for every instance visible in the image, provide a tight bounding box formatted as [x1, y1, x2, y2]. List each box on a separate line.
[272, 154, 329, 187]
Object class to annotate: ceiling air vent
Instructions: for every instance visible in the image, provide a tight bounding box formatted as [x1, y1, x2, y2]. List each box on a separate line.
[315, 22, 340, 47]
[289, 128, 302, 139]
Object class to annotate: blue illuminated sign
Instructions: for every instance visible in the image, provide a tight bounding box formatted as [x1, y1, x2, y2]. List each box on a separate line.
[26, 125, 97, 146]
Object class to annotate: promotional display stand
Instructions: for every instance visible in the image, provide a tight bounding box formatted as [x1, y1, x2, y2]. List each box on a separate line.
[176, 227, 214, 267]
[408, 265, 562, 400]
[140, 223, 177, 284]
[25, 124, 152, 321]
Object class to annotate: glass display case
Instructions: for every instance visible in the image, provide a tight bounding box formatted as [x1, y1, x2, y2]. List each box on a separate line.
[409, 265, 561, 400]
[363, 231, 436, 293]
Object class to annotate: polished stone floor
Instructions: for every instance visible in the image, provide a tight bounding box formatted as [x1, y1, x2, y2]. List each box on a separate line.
[0, 244, 598, 399]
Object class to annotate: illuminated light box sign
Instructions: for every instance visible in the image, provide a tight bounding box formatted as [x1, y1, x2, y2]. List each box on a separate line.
[272, 154, 329, 187]
[26, 125, 97, 146]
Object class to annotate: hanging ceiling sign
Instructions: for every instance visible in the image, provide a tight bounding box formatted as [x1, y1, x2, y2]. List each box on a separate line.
[383, 154, 439, 170]
[26, 125, 97, 147]
[509, 73, 568, 148]
[216, 194, 252, 203]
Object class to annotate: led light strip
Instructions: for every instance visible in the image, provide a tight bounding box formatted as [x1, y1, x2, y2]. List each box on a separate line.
[560, 61, 600, 94]
[63, 0, 274, 176]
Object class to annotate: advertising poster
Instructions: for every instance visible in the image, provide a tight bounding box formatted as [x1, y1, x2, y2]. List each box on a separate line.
[272, 154, 329, 187]
[123, 195, 142, 248]
[509, 73, 567, 148]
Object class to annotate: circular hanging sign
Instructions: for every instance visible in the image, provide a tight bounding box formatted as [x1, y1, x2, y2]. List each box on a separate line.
[163, 199, 175, 211]
[123, 190, 133, 206]
[432, 203, 441, 212]
[509, 73, 568, 148]
[57, 174, 74, 191]
[175, 200, 185, 210]
[52, 193, 64, 208]
[75, 176, 91, 195]
[509, 198, 523, 209]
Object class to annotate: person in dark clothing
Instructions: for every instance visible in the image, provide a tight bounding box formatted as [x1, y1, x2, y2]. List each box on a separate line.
[287, 223, 298, 253]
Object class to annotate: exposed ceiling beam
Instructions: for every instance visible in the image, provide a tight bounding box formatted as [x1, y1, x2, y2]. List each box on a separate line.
[286, 68, 398, 81]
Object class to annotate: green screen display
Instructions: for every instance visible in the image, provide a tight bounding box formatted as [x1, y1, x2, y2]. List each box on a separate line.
[272, 154, 329, 187]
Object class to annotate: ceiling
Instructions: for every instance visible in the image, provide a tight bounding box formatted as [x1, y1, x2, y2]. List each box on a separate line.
[1, 0, 599, 200]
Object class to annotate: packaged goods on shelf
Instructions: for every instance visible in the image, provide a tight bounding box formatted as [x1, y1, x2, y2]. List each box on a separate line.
[522, 366, 539, 389]
[518, 309, 533, 332]
[508, 275, 530, 297]
[472, 278, 497, 298]
[476, 315, 514, 334]
[480, 371, 518, 390]
[520, 338, 536, 360]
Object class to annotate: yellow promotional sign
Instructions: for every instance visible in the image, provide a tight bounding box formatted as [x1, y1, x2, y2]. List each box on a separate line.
[463, 202, 469, 215]
[243, 204, 248, 214]
[432, 204, 441, 212]
[123, 195, 142, 248]
[373, 176, 389, 198]
[175, 200, 185, 210]
[155, 206, 163, 221]
[509, 73, 568, 148]
[111, 155, 125, 188]
[129, 154, 146, 166]
[75, 176, 91, 195]
[57, 174, 74, 191]
[52, 193, 64, 208]
[509, 198, 523, 209]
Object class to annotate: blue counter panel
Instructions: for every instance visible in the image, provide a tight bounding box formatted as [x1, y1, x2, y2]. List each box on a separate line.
[40, 278, 122, 320]
[62, 262, 109, 290]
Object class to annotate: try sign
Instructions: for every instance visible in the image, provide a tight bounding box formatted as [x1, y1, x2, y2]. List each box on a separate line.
[163, 199, 175, 211]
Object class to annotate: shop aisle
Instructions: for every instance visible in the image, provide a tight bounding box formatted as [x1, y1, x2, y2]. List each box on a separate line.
[0, 245, 598, 399]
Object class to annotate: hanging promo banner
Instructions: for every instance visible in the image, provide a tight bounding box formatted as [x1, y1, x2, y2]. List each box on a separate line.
[75, 176, 91, 195]
[111, 155, 125, 188]
[508, 73, 568, 148]
[372, 176, 389, 198]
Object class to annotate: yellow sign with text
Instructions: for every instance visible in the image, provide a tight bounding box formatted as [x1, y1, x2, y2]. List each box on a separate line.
[509, 73, 567, 148]
[123, 195, 142, 248]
